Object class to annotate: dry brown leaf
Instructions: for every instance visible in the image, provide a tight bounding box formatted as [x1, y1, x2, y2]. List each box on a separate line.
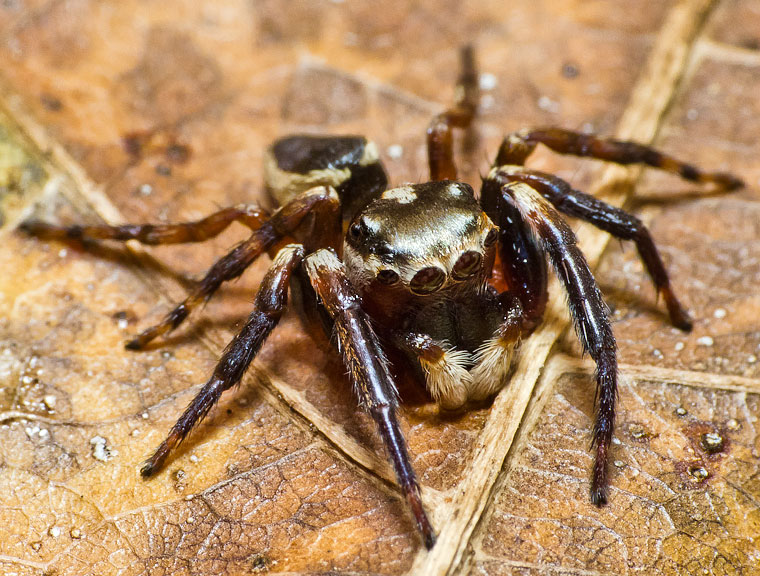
[0, 1, 758, 575]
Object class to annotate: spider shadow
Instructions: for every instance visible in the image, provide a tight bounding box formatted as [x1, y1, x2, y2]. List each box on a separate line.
[626, 185, 736, 209]
[125, 310, 259, 351]
[602, 284, 674, 328]
[139, 372, 269, 482]
[38, 236, 198, 291]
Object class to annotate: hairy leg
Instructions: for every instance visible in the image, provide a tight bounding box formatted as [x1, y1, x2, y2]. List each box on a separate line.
[495, 127, 744, 190]
[127, 186, 340, 349]
[490, 173, 618, 505]
[496, 167, 693, 330]
[141, 244, 304, 475]
[481, 176, 548, 332]
[304, 248, 435, 549]
[427, 45, 479, 181]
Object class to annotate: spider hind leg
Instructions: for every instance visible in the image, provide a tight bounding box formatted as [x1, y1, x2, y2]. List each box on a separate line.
[496, 127, 744, 190]
[427, 45, 479, 181]
[19, 204, 269, 245]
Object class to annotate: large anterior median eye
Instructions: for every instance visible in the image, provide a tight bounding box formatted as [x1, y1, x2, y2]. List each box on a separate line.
[410, 266, 446, 294]
[452, 250, 483, 280]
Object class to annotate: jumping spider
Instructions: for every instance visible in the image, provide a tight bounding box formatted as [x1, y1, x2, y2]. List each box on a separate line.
[20, 47, 743, 549]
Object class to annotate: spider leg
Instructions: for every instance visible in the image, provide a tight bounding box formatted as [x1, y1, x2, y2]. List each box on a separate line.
[20, 204, 269, 244]
[126, 186, 340, 349]
[495, 127, 744, 190]
[140, 244, 304, 476]
[495, 168, 693, 330]
[481, 177, 549, 333]
[427, 45, 479, 181]
[488, 172, 618, 505]
[304, 248, 435, 549]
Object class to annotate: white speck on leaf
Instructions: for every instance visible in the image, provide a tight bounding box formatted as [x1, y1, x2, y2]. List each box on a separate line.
[479, 73, 497, 90]
[386, 144, 403, 159]
[90, 435, 117, 462]
[537, 95, 560, 113]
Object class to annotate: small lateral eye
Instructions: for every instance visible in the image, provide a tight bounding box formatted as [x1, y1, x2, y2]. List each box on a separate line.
[376, 269, 400, 285]
[452, 250, 483, 280]
[349, 222, 362, 240]
[375, 244, 394, 258]
[484, 227, 498, 247]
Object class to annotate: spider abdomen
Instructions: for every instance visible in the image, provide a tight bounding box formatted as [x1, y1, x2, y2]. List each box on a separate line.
[264, 134, 388, 220]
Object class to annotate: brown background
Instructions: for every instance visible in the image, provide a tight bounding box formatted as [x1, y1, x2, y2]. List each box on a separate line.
[0, 1, 759, 575]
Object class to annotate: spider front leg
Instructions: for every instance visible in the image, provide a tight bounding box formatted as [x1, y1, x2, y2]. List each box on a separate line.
[141, 243, 304, 475]
[486, 174, 618, 505]
[125, 186, 339, 349]
[304, 248, 435, 549]
[496, 127, 744, 190]
[481, 177, 549, 334]
[495, 167, 693, 330]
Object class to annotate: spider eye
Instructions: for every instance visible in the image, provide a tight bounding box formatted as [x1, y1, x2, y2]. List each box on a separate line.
[452, 251, 483, 280]
[376, 269, 400, 285]
[410, 266, 446, 295]
[349, 222, 362, 240]
[375, 244, 394, 258]
[484, 227, 498, 247]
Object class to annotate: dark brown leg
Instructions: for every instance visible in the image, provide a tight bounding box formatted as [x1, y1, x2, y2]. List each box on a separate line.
[141, 244, 304, 476]
[304, 249, 435, 549]
[126, 187, 341, 349]
[20, 204, 269, 245]
[427, 45, 479, 181]
[496, 127, 744, 190]
[497, 168, 693, 330]
[490, 173, 618, 506]
[481, 176, 548, 332]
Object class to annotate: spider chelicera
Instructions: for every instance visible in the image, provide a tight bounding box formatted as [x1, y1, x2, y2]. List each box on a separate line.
[20, 46, 743, 549]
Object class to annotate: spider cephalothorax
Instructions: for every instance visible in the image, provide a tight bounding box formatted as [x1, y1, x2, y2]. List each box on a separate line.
[20, 46, 743, 550]
[343, 182, 496, 300]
